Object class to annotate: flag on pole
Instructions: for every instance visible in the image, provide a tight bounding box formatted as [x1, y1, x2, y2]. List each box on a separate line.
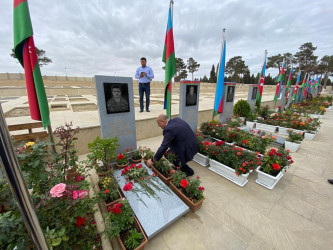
[303, 75, 311, 99]
[292, 71, 301, 100]
[13, 0, 50, 128]
[256, 50, 267, 108]
[274, 60, 285, 101]
[285, 66, 293, 98]
[213, 29, 226, 117]
[162, 1, 176, 119]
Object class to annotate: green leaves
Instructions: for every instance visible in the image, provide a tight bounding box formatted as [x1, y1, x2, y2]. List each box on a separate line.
[124, 229, 143, 249]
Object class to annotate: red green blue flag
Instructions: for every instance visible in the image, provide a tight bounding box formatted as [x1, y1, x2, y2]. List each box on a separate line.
[13, 0, 50, 128]
[285, 67, 293, 98]
[213, 30, 226, 117]
[274, 60, 285, 101]
[256, 50, 267, 108]
[292, 71, 301, 100]
[162, 2, 176, 119]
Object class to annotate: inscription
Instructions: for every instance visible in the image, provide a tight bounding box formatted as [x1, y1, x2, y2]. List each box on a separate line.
[107, 118, 134, 137]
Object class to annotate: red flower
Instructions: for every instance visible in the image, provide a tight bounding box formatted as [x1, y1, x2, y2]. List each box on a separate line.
[180, 179, 189, 188]
[76, 176, 85, 182]
[237, 152, 242, 156]
[105, 189, 109, 194]
[126, 148, 129, 152]
[152, 173, 156, 176]
[123, 182, 133, 191]
[198, 186, 205, 191]
[76, 216, 86, 227]
[242, 140, 248, 144]
[107, 206, 111, 212]
[236, 172, 239, 176]
[170, 169, 175, 174]
[272, 163, 280, 170]
[112, 206, 121, 214]
[196, 176, 200, 179]
[242, 163, 246, 167]
[118, 153, 124, 160]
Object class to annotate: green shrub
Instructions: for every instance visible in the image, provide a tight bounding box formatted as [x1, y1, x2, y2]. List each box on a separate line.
[233, 99, 251, 117]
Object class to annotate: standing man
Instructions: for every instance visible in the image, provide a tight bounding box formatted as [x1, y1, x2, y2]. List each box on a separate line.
[135, 57, 154, 112]
[147, 114, 198, 176]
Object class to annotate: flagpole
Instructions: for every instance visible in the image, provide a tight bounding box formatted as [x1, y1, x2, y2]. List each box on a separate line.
[170, 0, 174, 117]
[0, 104, 49, 250]
[47, 124, 56, 154]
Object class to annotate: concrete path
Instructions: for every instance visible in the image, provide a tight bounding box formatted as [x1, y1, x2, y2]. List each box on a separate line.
[138, 110, 333, 250]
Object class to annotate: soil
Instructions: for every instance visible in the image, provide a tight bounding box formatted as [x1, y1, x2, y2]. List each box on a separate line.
[72, 104, 97, 112]
[69, 98, 89, 102]
[5, 107, 30, 117]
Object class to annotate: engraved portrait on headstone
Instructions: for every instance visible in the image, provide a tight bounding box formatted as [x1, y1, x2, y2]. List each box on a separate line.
[251, 87, 258, 100]
[185, 85, 197, 106]
[226, 86, 235, 102]
[104, 83, 130, 114]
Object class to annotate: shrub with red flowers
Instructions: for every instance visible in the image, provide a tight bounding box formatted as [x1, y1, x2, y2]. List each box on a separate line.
[154, 157, 173, 178]
[171, 170, 204, 203]
[130, 146, 144, 160]
[117, 152, 129, 165]
[98, 176, 121, 204]
[260, 148, 293, 176]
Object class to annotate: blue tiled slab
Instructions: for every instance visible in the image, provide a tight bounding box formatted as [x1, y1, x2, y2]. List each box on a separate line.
[113, 164, 189, 239]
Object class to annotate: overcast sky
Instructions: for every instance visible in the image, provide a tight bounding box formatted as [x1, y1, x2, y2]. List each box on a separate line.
[0, 0, 332, 81]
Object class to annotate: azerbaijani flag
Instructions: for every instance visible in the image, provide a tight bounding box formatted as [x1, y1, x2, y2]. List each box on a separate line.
[274, 60, 285, 101]
[162, 2, 176, 119]
[292, 70, 301, 100]
[213, 30, 226, 117]
[285, 67, 293, 98]
[255, 50, 267, 108]
[13, 0, 50, 128]
[303, 75, 311, 99]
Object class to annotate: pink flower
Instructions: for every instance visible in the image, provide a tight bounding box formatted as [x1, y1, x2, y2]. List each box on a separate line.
[50, 183, 66, 198]
[72, 190, 88, 200]
[76, 176, 85, 182]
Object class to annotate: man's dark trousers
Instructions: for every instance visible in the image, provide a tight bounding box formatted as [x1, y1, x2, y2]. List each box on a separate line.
[139, 82, 150, 111]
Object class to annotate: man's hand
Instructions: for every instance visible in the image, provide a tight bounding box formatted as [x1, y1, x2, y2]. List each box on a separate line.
[146, 159, 154, 167]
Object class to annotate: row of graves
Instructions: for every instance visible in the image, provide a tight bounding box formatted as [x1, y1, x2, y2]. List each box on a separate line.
[0, 75, 328, 249]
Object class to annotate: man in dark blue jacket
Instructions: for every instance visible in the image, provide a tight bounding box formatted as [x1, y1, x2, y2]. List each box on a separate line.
[147, 114, 198, 176]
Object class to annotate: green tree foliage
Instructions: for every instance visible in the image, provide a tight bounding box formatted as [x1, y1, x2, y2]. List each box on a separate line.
[243, 70, 251, 84]
[201, 75, 209, 82]
[11, 47, 52, 67]
[318, 55, 333, 88]
[174, 58, 188, 82]
[294, 42, 318, 72]
[187, 57, 200, 81]
[225, 56, 249, 83]
[267, 54, 283, 75]
[209, 64, 217, 83]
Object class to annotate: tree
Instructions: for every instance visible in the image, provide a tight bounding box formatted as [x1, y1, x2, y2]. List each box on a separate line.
[267, 54, 283, 75]
[209, 64, 217, 83]
[201, 75, 209, 82]
[294, 42, 318, 72]
[318, 55, 333, 89]
[225, 56, 249, 83]
[187, 57, 200, 81]
[174, 58, 187, 82]
[243, 70, 251, 84]
[11, 47, 52, 67]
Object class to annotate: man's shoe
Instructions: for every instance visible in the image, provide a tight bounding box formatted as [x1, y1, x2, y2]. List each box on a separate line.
[328, 179, 333, 185]
[139, 110, 143, 113]
[146, 110, 150, 112]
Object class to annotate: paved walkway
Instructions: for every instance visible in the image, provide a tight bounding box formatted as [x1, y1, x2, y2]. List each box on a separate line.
[137, 110, 333, 250]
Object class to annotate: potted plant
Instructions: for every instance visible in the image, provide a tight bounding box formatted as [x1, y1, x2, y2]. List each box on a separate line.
[117, 152, 129, 169]
[304, 118, 321, 140]
[130, 146, 143, 164]
[104, 199, 148, 250]
[142, 147, 154, 166]
[151, 158, 173, 185]
[233, 99, 251, 123]
[255, 148, 293, 189]
[87, 136, 119, 177]
[97, 176, 122, 208]
[285, 129, 303, 152]
[169, 169, 205, 212]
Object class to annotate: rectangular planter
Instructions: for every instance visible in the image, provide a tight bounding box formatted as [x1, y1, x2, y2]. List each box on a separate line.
[304, 132, 316, 140]
[278, 126, 304, 136]
[309, 114, 324, 119]
[193, 152, 209, 167]
[208, 159, 250, 187]
[284, 140, 301, 153]
[246, 121, 255, 129]
[150, 165, 172, 186]
[255, 166, 283, 190]
[255, 123, 278, 133]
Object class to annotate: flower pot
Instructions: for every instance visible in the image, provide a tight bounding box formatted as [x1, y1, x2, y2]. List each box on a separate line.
[150, 165, 172, 186]
[309, 114, 324, 119]
[278, 127, 304, 136]
[104, 189, 123, 209]
[193, 152, 209, 167]
[117, 161, 129, 169]
[239, 117, 246, 124]
[131, 158, 142, 164]
[116, 216, 148, 250]
[304, 132, 316, 140]
[284, 140, 301, 153]
[208, 159, 250, 187]
[97, 169, 113, 178]
[169, 182, 205, 213]
[255, 123, 278, 133]
[246, 121, 255, 129]
[255, 166, 283, 189]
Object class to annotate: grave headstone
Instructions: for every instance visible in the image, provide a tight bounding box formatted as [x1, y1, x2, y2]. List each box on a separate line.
[246, 84, 258, 110]
[285, 87, 294, 109]
[279, 86, 288, 109]
[219, 82, 237, 123]
[94, 75, 137, 153]
[179, 80, 200, 131]
[113, 164, 189, 239]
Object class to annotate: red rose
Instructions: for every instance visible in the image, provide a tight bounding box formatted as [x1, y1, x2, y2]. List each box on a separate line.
[272, 163, 280, 170]
[123, 182, 133, 191]
[107, 206, 111, 212]
[170, 169, 175, 174]
[105, 189, 109, 194]
[242, 140, 248, 144]
[180, 179, 189, 188]
[76, 216, 86, 227]
[118, 153, 124, 160]
[112, 206, 121, 214]
[237, 152, 242, 156]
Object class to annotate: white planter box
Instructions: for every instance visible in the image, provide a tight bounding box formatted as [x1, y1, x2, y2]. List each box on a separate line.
[246, 121, 255, 129]
[255, 166, 283, 189]
[255, 123, 278, 133]
[193, 153, 209, 167]
[285, 141, 301, 152]
[278, 127, 304, 136]
[310, 114, 324, 119]
[209, 159, 250, 187]
[304, 132, 316, 140]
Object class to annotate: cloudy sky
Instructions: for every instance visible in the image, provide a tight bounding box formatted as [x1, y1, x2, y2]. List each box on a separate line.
[0, 0, 332, 81]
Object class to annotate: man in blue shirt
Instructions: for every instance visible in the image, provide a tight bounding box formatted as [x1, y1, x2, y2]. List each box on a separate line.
[135, 57, 154, 112]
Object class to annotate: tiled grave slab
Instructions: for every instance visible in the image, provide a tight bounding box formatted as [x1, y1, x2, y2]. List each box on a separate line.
[113, 164, 189, 239]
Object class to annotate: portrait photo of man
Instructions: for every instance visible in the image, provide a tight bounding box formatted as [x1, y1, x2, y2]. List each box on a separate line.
[104, 83, 130, 114]
[226, 86, 235, 102]
[252, 87, 258, 100]
[186, 85, 197, 106]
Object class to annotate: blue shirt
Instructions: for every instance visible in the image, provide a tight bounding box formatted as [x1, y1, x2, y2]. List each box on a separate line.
[135, 65, 154, 83]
